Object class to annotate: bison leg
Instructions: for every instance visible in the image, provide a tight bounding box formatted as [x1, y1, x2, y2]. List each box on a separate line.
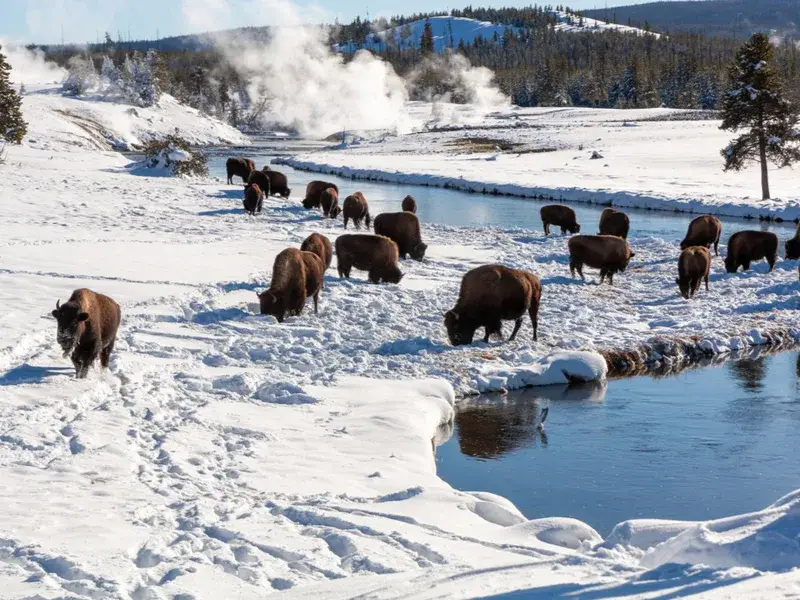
[608, 271, 615, 285]
[529, 303, 539, 342]
[561, 226, 568, 235]
[343, 215, 349, 229]
[743, 261, 750, 272]
[100, 340, 115, 368]
[509, 318, 523, 342]
[714, 238, 720, 256]
[705, 273, 710, 291]
[768, 255, 776, 272]
[313, 291, 319, 314]
[368, 268, 381, 284]
[599, 269, 607, 284]
[543, 221, 550, 236]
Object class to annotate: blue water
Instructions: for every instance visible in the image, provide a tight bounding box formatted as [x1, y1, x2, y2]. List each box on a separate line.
[206, 141, 798, 243]
[435, 351, 800, 536]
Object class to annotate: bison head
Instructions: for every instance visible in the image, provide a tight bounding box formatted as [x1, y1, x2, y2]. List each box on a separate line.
[570, 223, 581, 234]
[724, 255, 738, 273]
[51, 299, 89, 357]
[257, 291, 285, 322]
[786, 238, 800, 261]
[383, 266, 404, 284]
[444, 310, 476, 346]
[410, 242, 428, 262]
[675, 277, 692, 300]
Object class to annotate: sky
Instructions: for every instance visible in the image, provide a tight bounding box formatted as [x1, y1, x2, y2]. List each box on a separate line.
[1, 0, 660, 45]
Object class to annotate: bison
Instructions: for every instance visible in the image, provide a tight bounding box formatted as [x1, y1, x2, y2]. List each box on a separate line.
[541, 204, 581, 235]
[444, 265, 541, 346]
[342, 192, 371, 229]
[785, 222, 800, 260]
[681, 215, 722, 255]
[598, 208, 630, 239]
[300, 232, 333, 270]
[373, 212, 427, 261]
[226, 157, 254, 185]
[402, 195, 417, 214]
[243, 183, 264, 215]
[724, 230, 778, 273]
[246, 170, 272, 199]
[568, 234, 635, 285]
[303, 181, 338, 210]
[259, 167, 291, 198]
[676, 246, 711, 299]
[257, 248, 324, 322]
[320, 187, 341, 218]
[335, 234, 403, 284]
[51, 288, 121, 379]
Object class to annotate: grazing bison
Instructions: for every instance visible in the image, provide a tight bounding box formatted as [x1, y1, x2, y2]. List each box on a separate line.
[300, 232, 333, 270]
[568, 234, 635, 285]
[320, 187, 341, 218]
[724, 231, 778, 273]
[226, 157, 254, 184]
[676, 246, 711, 299]
[246, 170, 272, 199]
[402, 195, 417, 214]
[342, 192, 371, 229]
[259, 167, 291, 198]
[598, 208, 630, 239]
[541, 205, 581, 235]
[335, 234, 403, 284]
[785, 223, 800, 260]
[444, 265, 541, 346]
[373, 212, 427, 261]
[257, 248, 324, 322]
[243, 183, 264, 215]
[51, 288, 121, 379]
[681, 215, 723, 255]
[303, 181, 338, 210]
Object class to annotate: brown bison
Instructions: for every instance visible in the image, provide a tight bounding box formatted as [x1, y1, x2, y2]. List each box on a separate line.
[243, 183, 264, 215]
[51, 288, 121, 379]
[681, 215, 723, 255]
[257, 248, 324, 322]
[226, 157, 254, 184]
[259, 167, 291, 198]
[725, 231, 778, 273]
[303, 181, 338, 210]
[568, 235, 635, 285]
[402, 195, 417, 213]
[300, 232, 333, 270]
[541, 204, 581, 235]
[342, 192, 371, 229]
[598, 208, 630, 239]
[373, 212, 427, 261]
[320, 187, 341, 218]
[335, 234, 403, 284]
[444, 265, 541, 346]
[246, 170, 272, 199]
[676, 246, 711, 299]
[785, 222, 800, 260]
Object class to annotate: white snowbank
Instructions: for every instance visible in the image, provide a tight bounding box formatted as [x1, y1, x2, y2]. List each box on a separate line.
[476, 350, 608, 393]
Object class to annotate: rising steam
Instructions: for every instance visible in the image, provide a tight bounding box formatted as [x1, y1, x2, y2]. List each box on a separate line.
[0, 40, 66, 87]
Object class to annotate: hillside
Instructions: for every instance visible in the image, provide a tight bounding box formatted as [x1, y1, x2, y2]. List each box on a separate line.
[584, 0, 800, 38]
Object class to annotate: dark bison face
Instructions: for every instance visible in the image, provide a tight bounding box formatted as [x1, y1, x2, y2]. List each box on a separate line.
[383, 266, 404, 284]
[724, 255, 738, 273]
[257, 291, 285, 322]
[444, 310, 476, 346]
[676, 277, 692, 299]
[785, 238, 800, 261]
[410, 242, 428, 262]
[283, 188, 292, 198]
[51, 300, 89, 357]
[571, 223, 581, 234]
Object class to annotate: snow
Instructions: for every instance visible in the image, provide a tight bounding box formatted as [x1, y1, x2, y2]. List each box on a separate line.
[1, 83, 800, 598]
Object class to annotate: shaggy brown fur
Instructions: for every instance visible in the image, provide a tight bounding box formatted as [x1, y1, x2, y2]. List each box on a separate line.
[342, 192, 371, 229]
[320, 187, 341, 218]
[676, 246, 711, 299]
[681, 215, 723, 255]
[300, 232, 333, 270]
[373, 212, 428, 261]
[243, 183, 264, 215]
[51, 288, 121, 378]
[303, 181, 339, 209]
[540, 204, 581, 235]
[402, 195, 417, 213]
[259, 167, 291, 198]
[598, 208, 630, 239]
[725, 231, 778, 273]
[785, 222, 800, 260]
[257, 248, 324, 322]
[246, 170, 272, 198]
[226, 157, 254, 184]
[568, 234, 635, 285]
[335, 234, 403, 284]
[444, 265, 541, 346]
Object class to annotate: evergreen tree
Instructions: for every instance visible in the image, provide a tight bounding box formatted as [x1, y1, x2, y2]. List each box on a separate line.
[62, 54, 98, 96]
[421, 21, 435, 54]
[720, 33, 800, 199]
[100, 55, 120, 86]
[0, 45, 27, 144]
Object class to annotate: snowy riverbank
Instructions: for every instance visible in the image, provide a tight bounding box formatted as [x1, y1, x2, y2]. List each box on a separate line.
[279, 103, 800, 222]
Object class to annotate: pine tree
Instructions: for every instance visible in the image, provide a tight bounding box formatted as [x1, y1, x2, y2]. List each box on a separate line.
[421, 21, 435, 54]
[62, 55, 98, 96]
[720, 33, 800, 200]
[100, 55, 120, 86]
[0, 45, 27, 144]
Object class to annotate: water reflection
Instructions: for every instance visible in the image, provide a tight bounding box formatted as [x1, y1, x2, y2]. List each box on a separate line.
[729, 356, 768, 393]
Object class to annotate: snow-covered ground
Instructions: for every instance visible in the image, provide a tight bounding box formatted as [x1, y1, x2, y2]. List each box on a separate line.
[281, 103, 800, 221]
[1, 84, 800, 598]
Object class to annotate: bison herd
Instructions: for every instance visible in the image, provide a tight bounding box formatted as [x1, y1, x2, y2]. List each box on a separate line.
[48, 159, 800, 378]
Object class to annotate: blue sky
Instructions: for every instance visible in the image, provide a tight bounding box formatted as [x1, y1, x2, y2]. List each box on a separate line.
[2, 0, 656, 45]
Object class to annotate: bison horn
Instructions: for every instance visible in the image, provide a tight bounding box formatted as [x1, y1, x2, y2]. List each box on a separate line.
[56, 299, 60, 310]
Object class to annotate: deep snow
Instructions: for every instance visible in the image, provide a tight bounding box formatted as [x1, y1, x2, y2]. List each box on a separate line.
[1, 82, 800, 598]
